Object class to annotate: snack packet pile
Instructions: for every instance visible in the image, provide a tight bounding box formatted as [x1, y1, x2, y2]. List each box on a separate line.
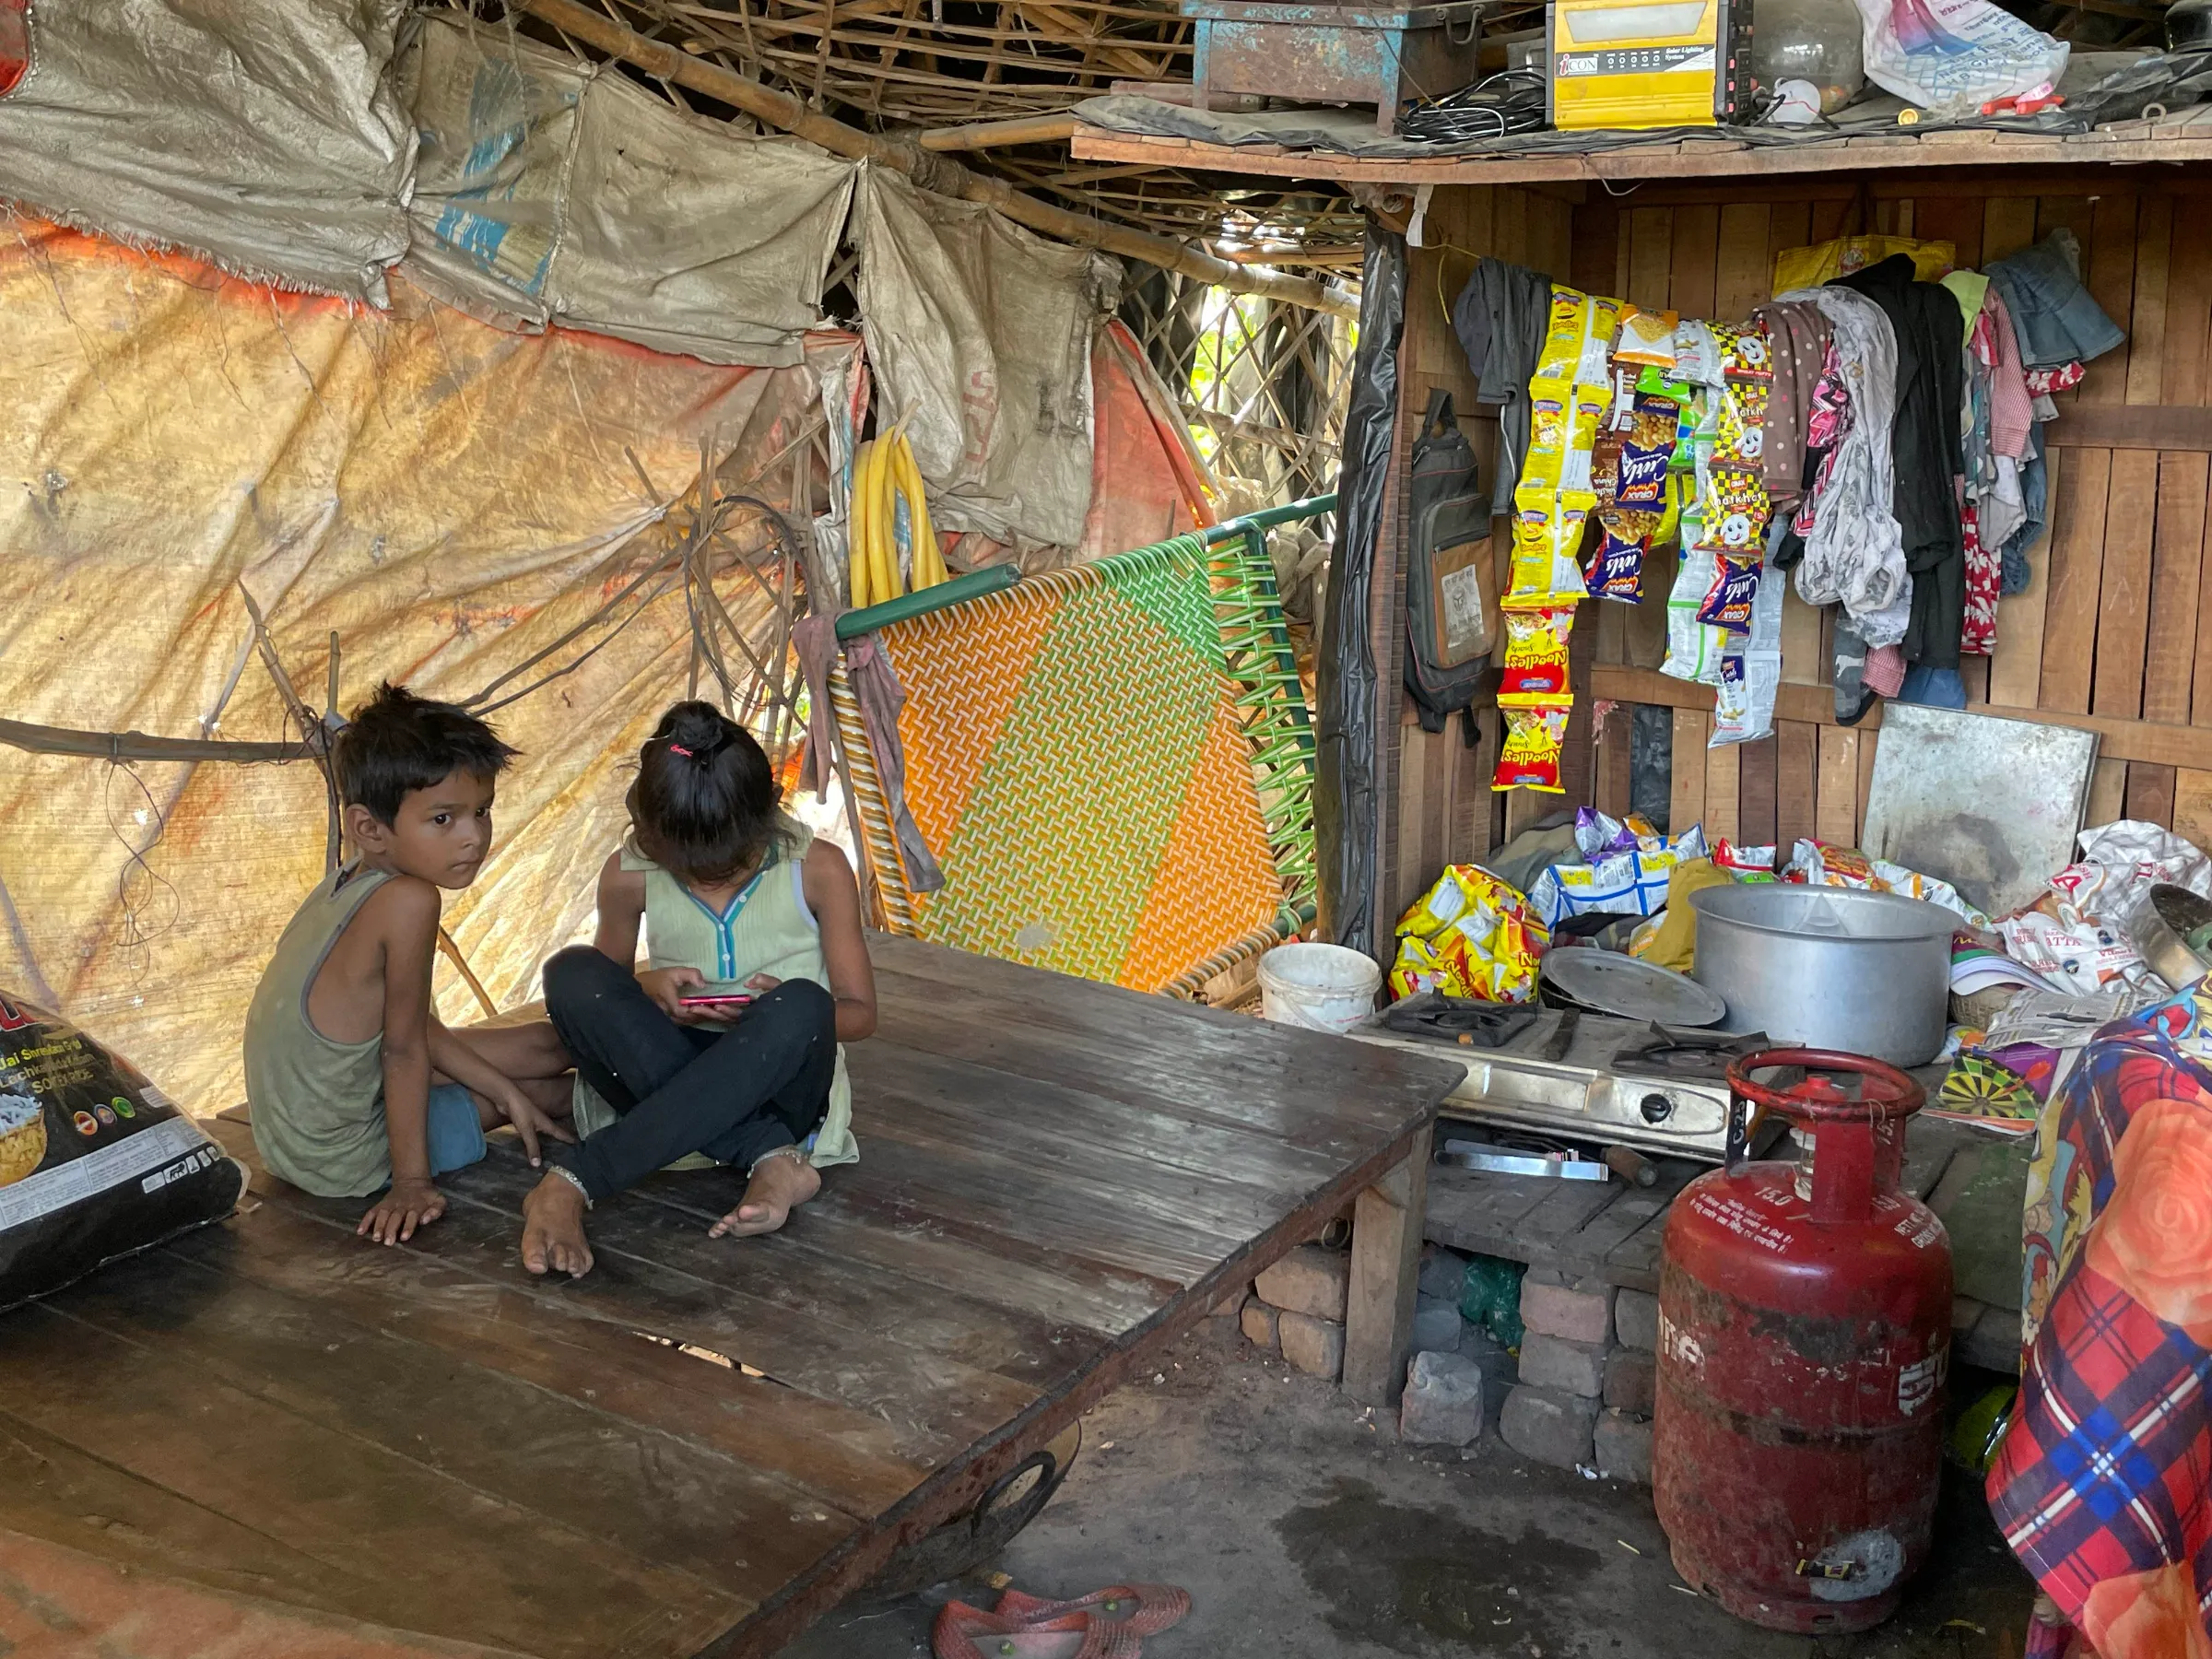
[1391, 864, 1551, 1002]
[1783, 839, 1991, 926]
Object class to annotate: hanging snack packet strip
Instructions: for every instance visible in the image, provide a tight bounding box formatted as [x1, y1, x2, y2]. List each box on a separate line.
[1615, 393, 1680, 509]
[1535, 287, 1623, 385]
[1589, 508, 1653, 603]
[1695, 555, 1761, 633]
[1508, 489, 1594, 597]
[1663, 544, 1729, 685]
[1524, 380, 1607, 496]
[1714, 379, 1769, 468]
[1692, 465, 1771, 557]
[1499, 596, 1577, 696]
[1523, 377, 1575, 492]
[1614, 306, 1679, 368]
[1721, 320, 1773, 382]
[1492, 693, 1573, 794]
[1560, 383, 1608, 493]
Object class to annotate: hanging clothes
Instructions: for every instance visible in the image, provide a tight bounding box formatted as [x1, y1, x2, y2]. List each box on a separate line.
[1985, 233, 2128, 599]
[1775, 286, 1911, 649]
[1986, 229, 2126, 369]
[1751, 298, 1833, 515]
[1451, 257, 1552, 514]
[1833, 254, 1966, 671]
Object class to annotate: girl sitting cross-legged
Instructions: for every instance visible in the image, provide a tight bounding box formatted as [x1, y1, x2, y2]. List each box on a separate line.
[523, 701, 874, 1277]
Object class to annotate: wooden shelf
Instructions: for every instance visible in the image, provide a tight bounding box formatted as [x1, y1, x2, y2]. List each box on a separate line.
[1590, 665, 2212, 771]
[1072, 106, 2212, 185]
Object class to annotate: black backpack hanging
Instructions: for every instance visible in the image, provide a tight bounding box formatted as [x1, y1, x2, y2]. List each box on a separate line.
[1404, 389, 1494, 734]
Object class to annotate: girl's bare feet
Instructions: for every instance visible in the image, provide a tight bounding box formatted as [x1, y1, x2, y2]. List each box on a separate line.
[710, 1147, 820, 1238]
[521, 1171, 595, 1277]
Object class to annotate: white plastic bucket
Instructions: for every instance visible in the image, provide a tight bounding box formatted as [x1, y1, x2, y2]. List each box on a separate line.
[1257, 943, 1382, 1035]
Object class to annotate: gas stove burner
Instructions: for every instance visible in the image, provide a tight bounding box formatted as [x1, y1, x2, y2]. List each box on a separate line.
[1373, 994, 1540, 1050]
[1610, 1022, 1771, 1085]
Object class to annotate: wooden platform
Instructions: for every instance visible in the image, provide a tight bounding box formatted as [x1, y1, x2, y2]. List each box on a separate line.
[1423, 1113, 2030, 1371]
[0, 935, 1457, 1658]
[1071, 107, 2212, 187]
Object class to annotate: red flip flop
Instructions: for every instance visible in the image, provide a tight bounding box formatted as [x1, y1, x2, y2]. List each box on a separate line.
[931, 1600, 1141, 1659]
[992, 1584, 1192, 1639]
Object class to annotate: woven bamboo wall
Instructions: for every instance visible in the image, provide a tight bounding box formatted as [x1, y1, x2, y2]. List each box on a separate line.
[1378, 170, 2212, 928]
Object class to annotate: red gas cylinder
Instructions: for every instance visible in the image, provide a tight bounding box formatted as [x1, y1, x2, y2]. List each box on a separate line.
[1653, 1049, 1952, 1635]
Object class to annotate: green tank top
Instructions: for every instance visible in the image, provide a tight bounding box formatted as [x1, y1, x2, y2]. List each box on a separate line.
[243, 865, 401, 1197]
[571, 820, 857, 1169]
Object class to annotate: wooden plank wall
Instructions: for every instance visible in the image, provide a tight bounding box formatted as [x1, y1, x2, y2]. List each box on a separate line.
[1381, 170, 2212, 924]
[1381, 184, 1574, 922]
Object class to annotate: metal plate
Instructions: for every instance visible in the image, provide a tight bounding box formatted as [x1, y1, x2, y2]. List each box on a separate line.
[1859, 704, 2098, 919]
[1538, 948, 1726, 1026]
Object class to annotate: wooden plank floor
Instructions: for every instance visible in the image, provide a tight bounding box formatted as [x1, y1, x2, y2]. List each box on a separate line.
[1423, 1115, 2030, 1371]
[0, 935, 1458, 1658]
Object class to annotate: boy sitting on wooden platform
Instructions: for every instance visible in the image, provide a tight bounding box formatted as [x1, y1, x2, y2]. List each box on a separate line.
[243, 684, 573, 1244]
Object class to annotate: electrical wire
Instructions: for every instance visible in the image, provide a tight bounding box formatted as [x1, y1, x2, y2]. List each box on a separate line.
[1399, 70, 1547, 143]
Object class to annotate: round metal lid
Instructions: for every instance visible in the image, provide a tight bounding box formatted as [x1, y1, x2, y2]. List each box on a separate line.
[1538, 947, 1727, 1026]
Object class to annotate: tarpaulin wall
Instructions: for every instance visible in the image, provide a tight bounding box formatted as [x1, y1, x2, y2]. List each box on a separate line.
[0, 217, 849, 1113]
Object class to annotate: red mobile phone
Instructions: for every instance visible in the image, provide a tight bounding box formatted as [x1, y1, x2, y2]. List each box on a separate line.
[678, 982, 757, 1010]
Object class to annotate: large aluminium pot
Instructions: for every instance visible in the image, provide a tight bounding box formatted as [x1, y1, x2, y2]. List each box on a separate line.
[1688, 884, 1954, 1066]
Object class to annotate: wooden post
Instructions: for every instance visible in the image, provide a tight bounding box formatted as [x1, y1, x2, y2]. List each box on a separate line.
[1342, 1121, 1432, 1407]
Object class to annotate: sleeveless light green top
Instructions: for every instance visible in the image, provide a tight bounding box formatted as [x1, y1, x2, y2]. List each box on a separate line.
[571, 820, 857, 1169]
[243, 865, 401, 1197]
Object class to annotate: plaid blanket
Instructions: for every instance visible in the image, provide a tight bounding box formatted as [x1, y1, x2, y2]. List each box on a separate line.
[1986, 1016, 2212, 1659]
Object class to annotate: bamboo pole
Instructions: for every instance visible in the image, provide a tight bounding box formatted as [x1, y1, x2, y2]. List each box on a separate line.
[917, 112, 1080, 151]
[512, 0, 1359, 320]
[0, 717, 310, 764]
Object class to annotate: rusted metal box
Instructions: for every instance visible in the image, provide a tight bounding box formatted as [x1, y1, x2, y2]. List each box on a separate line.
[1179, 1, 1486, 132]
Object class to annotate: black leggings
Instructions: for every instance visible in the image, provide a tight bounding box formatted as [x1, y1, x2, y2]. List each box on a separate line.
[541, 946, 837, 1203]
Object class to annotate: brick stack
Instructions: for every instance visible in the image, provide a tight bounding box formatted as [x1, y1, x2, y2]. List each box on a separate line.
[1499, 1269, 1658, 1483]
[1235, 1244, 1349, 1381]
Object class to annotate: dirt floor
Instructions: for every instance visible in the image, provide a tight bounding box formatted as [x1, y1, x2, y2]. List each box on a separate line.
[781, 1320, 2035, 1659]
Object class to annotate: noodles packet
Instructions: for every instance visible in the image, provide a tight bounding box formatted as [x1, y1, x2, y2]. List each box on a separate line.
[1499, 594, 1577, 696]
[1492, 693, 1573, 794]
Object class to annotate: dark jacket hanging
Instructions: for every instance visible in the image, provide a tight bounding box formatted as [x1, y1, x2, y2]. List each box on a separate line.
[1833, 255, 1967, 670]
[1316, 225, 1406, 962]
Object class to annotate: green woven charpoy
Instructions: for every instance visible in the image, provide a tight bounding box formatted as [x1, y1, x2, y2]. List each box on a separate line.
[830, 527, 1316, 995]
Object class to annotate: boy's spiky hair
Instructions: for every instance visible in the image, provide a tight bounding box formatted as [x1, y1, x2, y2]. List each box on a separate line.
[333, 683, 519, 826]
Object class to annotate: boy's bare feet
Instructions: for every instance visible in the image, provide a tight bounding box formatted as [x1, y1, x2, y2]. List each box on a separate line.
[710, 1148, 820, 1239]
[521, 1171, 594, 1277]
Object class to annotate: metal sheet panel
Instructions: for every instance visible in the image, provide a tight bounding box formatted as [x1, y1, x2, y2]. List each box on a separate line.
[1859, 705, 2099, 918]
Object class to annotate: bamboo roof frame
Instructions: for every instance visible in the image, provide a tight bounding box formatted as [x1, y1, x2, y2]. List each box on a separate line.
[500, 0, 1370, 278]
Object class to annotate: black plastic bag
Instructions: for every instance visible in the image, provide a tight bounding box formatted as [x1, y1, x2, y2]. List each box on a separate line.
[0, 991, 244, 1312]
[1316, 224, 1407, 961]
